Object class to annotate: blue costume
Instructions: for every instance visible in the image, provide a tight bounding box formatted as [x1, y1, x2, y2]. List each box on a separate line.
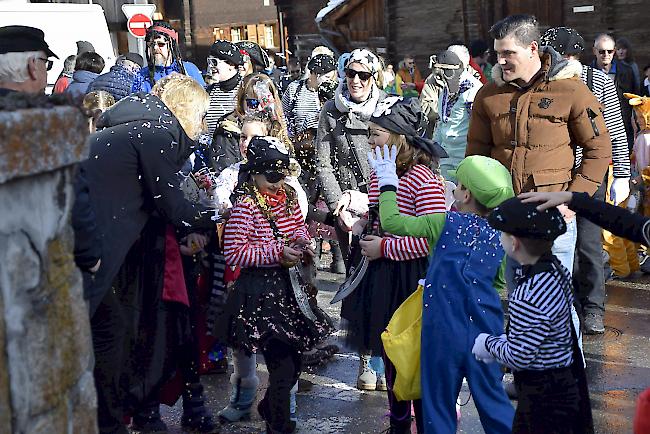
[421, 213, 514, 433]
[132, 60, 205, 93]
[378, 192, 515, 434]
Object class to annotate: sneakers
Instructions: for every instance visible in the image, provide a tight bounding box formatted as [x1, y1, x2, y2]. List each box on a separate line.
[583, 312, 605, 334]
[357, 355, 377, 390]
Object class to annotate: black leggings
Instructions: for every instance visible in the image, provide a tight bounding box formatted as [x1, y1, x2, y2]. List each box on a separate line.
[383, 354, 423, 432]
[260, 338, 302, 432]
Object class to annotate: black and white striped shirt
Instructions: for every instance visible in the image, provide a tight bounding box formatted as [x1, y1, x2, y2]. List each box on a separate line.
[486, 255, 574, 371]
[206, 82, 241, 138]
[575, 65, 631, 178]
[281, 79, 321, 139]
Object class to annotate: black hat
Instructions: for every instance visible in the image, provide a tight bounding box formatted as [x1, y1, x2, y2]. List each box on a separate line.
[76, 40, 95, 55]
[371, 96, 448, 158]
[124, 52, 144, 67]
[209, 40, 244, 66]
[308, 54, 336, 75]
[540, 27, 585, 56]
[240, 136, 291, 182]
[488, 197, 567, 241]
[0, 25, 58, 58]
[235, 41, 270, 68]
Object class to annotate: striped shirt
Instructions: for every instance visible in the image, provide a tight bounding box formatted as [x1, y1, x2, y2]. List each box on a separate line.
[367, 164, 446, 261]
[224, 194, 309, 268]
[575, 65, 631, 178]
[206, 82, 241, 138]
[485, 256, 574, 371]
[281, 79, 321, 139]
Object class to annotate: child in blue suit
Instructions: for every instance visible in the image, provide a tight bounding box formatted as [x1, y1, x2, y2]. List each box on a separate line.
[371, 147, 515, 433]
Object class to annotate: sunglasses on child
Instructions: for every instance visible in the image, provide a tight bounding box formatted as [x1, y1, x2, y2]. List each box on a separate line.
[345, 68, 373, 81]
[263, 170, 286, 183]
[245, 98, 261, 110]
[598, 49, 615, 55]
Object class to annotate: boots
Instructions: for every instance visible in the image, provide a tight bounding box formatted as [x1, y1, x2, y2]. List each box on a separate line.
[131, 403, 167, 433]
[181, 383, 216, 432]
[258, 398, 296, 433]
[329, 241, 346, 274]
[357, 354, 377, 391]
[386, 420, 412, 434]
[217, 374, 259, 423]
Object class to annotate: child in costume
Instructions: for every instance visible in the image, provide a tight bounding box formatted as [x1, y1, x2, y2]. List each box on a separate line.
[216, 136, 332, 433]
[340, 96, 448, 432]
[371, 149, 515, 433]
[474, 196, 594, 433]
[212, 112, 307, 424]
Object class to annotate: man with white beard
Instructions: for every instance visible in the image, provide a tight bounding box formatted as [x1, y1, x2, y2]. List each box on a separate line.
[132, 20, 205, 93]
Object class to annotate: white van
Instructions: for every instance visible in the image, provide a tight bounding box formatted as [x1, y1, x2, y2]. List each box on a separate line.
[0, 2, 116, 92]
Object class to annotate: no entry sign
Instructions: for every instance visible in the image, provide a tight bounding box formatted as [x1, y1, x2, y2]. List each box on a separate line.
[127, 13, 152, 38]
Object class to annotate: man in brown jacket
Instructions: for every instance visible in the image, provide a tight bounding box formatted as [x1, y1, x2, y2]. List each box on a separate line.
[466, 15, 611, 336]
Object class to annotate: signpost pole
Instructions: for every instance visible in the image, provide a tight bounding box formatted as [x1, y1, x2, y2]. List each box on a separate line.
[122, 2, 156, 59]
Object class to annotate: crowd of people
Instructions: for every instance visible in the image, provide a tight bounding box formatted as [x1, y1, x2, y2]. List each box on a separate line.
[1, 12, 649, 434]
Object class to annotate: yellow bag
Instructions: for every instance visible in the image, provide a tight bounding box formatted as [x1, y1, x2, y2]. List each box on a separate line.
[381, 283, 423, 401]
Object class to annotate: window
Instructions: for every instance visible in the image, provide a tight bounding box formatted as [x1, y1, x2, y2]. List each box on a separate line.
[231, 27, 241, 43]
[265, 25, 275, 47]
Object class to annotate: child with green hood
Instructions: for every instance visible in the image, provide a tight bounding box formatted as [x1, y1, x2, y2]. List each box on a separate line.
[370, 148, 515, 433]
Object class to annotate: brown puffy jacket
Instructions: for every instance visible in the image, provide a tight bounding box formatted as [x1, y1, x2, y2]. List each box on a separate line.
[466, 48, 611, 195]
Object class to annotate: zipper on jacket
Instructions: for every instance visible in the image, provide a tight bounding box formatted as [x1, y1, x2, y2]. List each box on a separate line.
[586, 108, 600, 136]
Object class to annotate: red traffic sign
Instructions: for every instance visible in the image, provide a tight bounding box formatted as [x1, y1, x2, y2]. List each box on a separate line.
[127, 13, 152, 38]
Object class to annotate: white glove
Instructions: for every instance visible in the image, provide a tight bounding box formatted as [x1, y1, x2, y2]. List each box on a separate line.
[368, 145, 399, 189]
[610, 177, 630, 206]
[444, 180, 456, 210]
[472, 333, 495, 363]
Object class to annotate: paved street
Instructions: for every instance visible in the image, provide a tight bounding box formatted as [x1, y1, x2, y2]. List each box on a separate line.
[157, 268, 650, 433]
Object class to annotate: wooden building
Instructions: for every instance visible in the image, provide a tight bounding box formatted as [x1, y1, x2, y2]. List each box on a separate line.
[276, 0, 649, 75]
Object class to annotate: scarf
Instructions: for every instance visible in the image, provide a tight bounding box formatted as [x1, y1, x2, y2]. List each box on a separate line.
[334, 80, 380, 121]
[262, 188, 287, 207]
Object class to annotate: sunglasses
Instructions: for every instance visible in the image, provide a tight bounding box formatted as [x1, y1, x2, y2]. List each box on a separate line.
[345, 68, 373, 81]
[263, 170, 286, 183]
[598, 49, 615, 55]
[207, 56, 227, 69]
[245, 98, 260, 110]
[148, 41, 168, 48]
[37, 57, 53, 71]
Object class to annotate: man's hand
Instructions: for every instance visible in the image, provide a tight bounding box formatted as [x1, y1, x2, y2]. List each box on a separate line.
[359, 235, 383, 260]
[519, 191, 573, 211]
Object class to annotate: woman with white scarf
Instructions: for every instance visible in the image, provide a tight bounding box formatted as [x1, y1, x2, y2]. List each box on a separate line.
[315, 48, 388, 391]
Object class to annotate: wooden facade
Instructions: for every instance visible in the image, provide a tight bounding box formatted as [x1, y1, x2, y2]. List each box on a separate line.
[278, 0, 649, 75]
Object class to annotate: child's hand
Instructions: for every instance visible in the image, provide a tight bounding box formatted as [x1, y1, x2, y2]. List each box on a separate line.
[282, 245, 302, 264]
[180, 233, 208, 256]
[368, 145, 399, 189]
[472, 333, 495, 363]
[359, 235, 383, 260]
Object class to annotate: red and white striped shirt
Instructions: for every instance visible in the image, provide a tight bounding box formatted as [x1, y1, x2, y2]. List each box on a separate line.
[368, 164, 446, 261]
[224, 195, 309, 267]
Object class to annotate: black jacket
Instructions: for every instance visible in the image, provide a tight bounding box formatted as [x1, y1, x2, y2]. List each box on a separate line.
[75, 93, 215, 314]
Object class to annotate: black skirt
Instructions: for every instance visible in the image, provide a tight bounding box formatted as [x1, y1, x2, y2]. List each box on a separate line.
[341, 256, 428, 355]
[215, 267, 333, 354]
